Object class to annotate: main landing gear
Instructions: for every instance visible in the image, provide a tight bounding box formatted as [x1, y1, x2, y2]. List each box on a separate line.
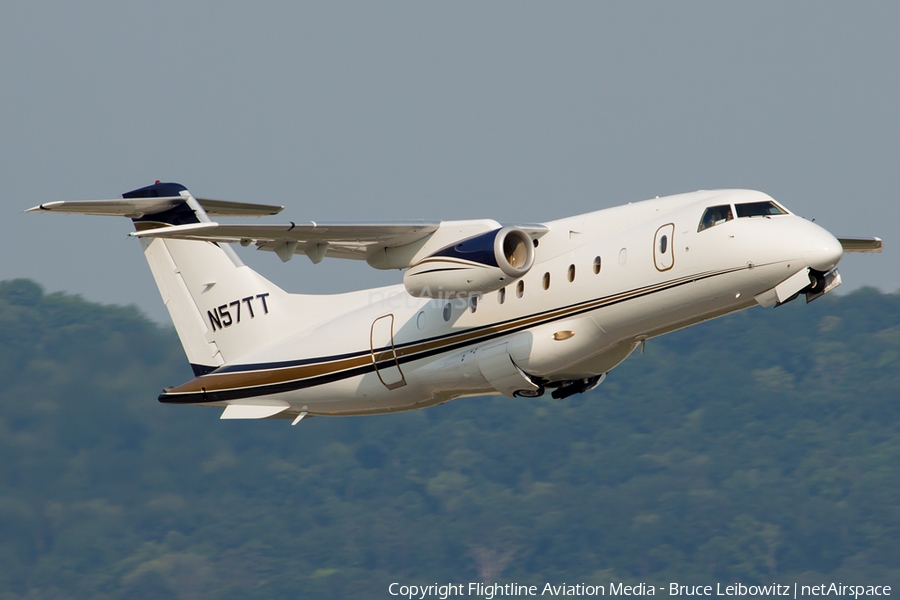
[512, 373, 607, 400]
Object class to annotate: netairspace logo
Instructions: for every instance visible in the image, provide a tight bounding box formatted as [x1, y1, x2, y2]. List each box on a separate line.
[387, 582, 893, 599]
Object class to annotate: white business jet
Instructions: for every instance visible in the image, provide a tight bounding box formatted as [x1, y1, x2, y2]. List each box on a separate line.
[30, 183, 881, 423]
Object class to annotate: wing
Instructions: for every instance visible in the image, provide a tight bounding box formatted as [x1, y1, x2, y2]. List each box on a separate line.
[131, 220, 549, 266]
[838, 237, 883, 253]
[31, 195, 549, 268]
[131, 220, 443, 262]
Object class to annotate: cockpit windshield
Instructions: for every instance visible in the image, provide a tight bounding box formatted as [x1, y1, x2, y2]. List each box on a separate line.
[698, 205, 734, 232]
[735, 201, 787, 218]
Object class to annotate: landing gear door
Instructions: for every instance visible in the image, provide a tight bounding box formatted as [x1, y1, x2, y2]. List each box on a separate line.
[370, 314, 407, 390]
[477, 343, 541, 398]
[654, 223, 675, 272]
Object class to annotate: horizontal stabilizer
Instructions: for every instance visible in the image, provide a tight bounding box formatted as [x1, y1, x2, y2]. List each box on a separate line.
[838, 237, 883, 253]
[27, 197, 283, 219]
[220, 403, 290, 419]
[27, 197, 185, 217]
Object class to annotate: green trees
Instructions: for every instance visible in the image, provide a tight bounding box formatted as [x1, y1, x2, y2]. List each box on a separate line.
[1, 280, 898, 598]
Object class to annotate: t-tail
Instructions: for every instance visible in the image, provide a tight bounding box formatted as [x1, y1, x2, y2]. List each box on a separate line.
[28, 182, 301, 375]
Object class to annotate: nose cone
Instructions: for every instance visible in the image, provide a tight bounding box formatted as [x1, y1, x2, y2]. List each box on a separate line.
[804, 223, 843, 272]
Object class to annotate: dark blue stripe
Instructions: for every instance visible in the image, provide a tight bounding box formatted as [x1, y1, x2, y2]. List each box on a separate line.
[159, 266, 748, 404]
[430, 228, 500, 268]
[204, 266, 745, 375]
[190, 363, 218, 376]
[124, 182, 200, 226]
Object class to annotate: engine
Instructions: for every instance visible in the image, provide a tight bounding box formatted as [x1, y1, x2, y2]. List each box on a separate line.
[403, 227, 535, 298]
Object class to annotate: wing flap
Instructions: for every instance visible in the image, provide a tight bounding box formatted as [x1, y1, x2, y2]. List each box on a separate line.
[131, 220, 444, 262]
[195, 198, 284, 217]
[131, 219, 550, 267]
[131, 221, 441, 242]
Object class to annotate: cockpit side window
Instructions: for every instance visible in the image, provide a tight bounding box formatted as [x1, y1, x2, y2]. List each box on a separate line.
[735, 201, 787, 218]
[698, 205, 734, 232]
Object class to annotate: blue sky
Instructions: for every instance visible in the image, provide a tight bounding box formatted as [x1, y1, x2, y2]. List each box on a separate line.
[3, 2, 895, 322]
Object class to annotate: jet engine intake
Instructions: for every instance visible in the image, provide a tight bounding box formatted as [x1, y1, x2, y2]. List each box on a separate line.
[403, 227, 535, 298]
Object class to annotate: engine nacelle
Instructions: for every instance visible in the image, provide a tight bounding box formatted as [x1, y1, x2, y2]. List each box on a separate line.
[403, 227, 535, 298]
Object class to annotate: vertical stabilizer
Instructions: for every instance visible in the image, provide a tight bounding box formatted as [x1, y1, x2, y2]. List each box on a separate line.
[123, 183, 295, 373]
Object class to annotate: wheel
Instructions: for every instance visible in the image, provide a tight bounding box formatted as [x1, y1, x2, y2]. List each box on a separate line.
[513, 386, 544, 398]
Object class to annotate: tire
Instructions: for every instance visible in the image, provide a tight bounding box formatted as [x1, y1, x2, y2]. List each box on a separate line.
[513, 386, 544, 398]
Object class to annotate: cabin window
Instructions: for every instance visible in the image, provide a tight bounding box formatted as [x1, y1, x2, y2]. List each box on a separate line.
[416, 311, 426, 330]
[498, 287, 506, 304]
[469, 296, 478, 313]
[516, 280, 525, 298]
[593, 256, 602, 274]
[443, 302, 452, 321]
[542, 272, 550, 290]
[735, 201, 787, 218]
[568, 264, 576, 282]
[659, 234, 668, 254]
[698, 204, 734, 232]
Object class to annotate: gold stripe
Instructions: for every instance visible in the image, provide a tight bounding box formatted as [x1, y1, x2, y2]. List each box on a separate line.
[168, 354, 373, 394]
[167, 266, 744, 396]
[410, 257, 493, 270]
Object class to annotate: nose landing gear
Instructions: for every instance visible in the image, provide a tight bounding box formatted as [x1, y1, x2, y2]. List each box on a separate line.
[805, 268, 841, 303]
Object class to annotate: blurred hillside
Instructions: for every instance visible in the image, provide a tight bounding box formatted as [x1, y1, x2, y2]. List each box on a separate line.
[1, 279, 898, 599]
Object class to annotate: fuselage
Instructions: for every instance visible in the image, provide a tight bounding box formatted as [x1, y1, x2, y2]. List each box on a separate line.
[160, 189, 843, 416]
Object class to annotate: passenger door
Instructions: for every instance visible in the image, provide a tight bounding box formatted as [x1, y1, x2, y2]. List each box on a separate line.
[370, 314, 406, 390]
[654, 223, 675, 272]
